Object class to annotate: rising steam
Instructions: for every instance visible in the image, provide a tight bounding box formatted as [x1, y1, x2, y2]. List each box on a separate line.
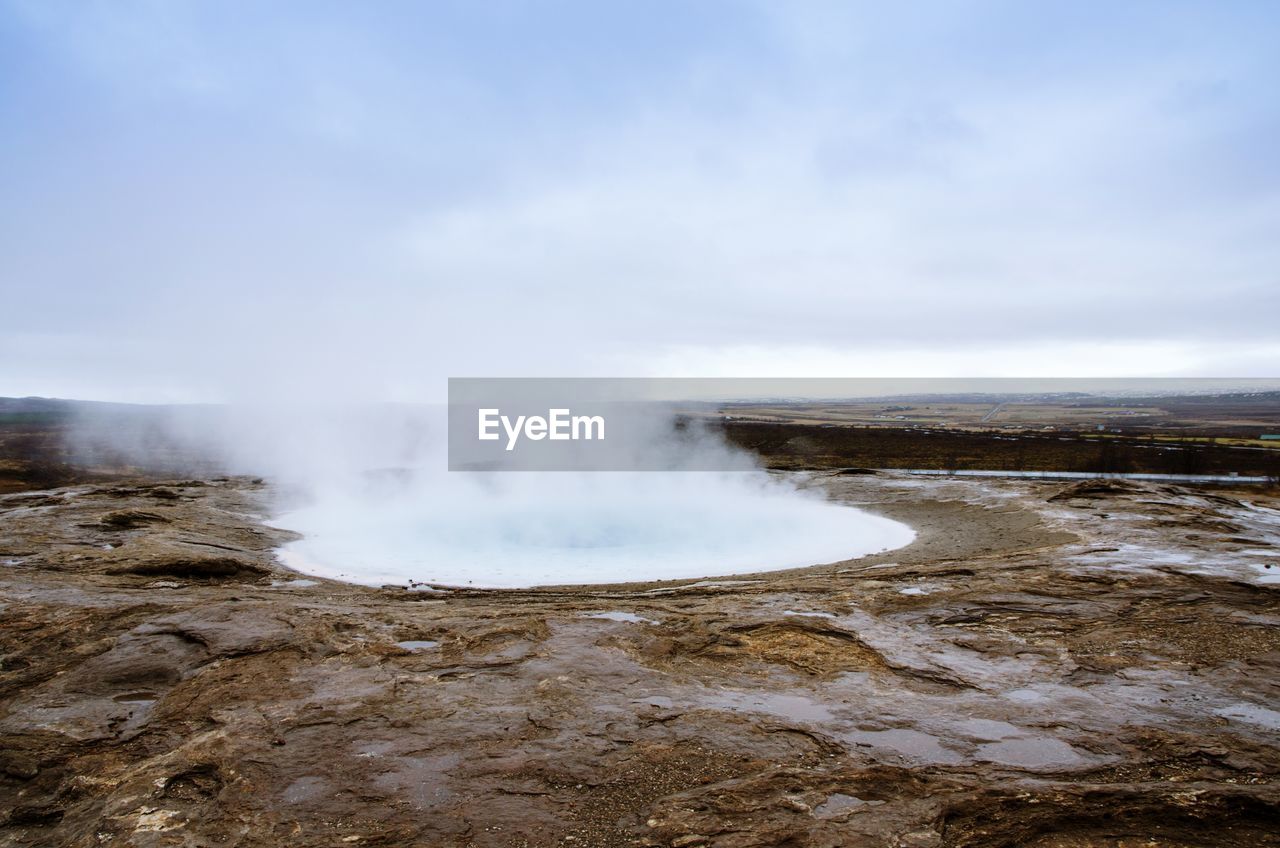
[68, 402, 914, 588]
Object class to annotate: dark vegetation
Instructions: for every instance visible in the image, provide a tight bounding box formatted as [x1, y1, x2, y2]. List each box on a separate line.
[0, 403, 78, 493]
[722, 421, 1280, 477]
[0, 398, 222, 492]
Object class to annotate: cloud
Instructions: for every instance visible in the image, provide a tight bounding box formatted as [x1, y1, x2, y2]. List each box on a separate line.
[2, 1, 1278, 401]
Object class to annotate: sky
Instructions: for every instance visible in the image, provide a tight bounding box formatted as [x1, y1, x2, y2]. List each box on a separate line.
[2, 0, 1278, 403]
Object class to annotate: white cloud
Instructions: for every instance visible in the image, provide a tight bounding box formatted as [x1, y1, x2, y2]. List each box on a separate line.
[2, 1, 1278, 400]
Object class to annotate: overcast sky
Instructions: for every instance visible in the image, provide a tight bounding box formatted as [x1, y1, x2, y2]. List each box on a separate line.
[2, 1, 1278, 402]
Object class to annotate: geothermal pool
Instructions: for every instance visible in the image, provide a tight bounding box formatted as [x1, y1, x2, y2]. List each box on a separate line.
[271, 473, 915, 589]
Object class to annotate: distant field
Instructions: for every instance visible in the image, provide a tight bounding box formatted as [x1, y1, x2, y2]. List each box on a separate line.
[710, 392, 1280, 477]
[708, 392, 1280, 440]
[720, 421, 1280, 477]
[711, 394, 1280, 435]
[2, 394, 1278, 492]
[0, 420, 75, 492]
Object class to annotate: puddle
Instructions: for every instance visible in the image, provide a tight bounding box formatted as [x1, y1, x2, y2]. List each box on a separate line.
[814, 793, 884, 819]
[396, 640, 440, 651]
[1004, 688, 1048, 704]
[583, 611, 660, 625]
[704, 689, 836, 723]
[1214, 702, 1280, 730]
[844, 728, 964, 764]
[956, 718, 1022, 741]
[112, 691, 158, 704]
[783, 610, 837, 619]
[1245, 563, 1280, 585]
[270, 578, 319, 588]
[898, 586, 931, 596]
[975, 736, 1084, 768]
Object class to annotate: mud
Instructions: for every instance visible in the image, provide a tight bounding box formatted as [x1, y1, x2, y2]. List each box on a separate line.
[1, 473, 1278, 846]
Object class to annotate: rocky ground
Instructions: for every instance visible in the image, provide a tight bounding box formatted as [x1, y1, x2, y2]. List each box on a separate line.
[1, 472, 1278, 847]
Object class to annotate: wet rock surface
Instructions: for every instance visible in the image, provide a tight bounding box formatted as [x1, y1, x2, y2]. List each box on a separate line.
[1, 474, 1277, 846]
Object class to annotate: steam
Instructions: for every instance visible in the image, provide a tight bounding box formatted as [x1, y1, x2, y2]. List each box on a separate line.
[68, 401, 914, 588]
